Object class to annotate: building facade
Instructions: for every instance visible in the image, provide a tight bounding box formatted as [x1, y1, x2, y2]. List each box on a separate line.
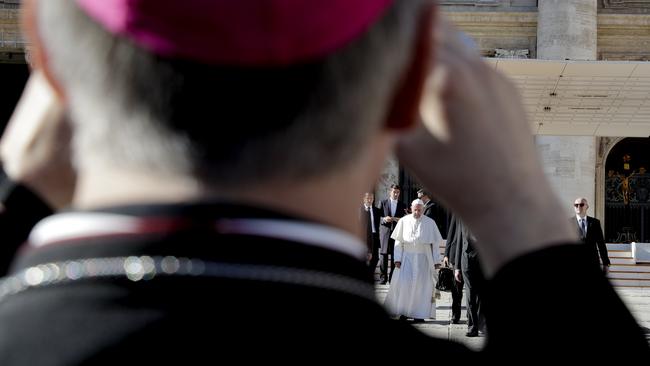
[0, 1, 648, 244]
[379, 0, 650, 245]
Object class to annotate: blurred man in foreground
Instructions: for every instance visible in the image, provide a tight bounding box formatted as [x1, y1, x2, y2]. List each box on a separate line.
[0, 0, 647, 363]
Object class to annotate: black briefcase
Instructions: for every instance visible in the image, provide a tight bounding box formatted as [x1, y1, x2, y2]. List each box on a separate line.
[435, 267, 455, 292]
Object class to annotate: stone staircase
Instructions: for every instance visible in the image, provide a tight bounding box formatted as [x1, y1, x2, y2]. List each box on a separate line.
[407, 243, 650, 288]
[607, 243, 650, 288]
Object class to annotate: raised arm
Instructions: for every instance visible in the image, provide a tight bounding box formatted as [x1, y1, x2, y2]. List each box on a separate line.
[0, 72, 75, 275]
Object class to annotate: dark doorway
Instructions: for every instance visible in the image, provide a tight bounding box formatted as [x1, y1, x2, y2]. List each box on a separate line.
[0, 62, 30, 136]
[604, 137, 650, 243]
[399, 167, 450, 239]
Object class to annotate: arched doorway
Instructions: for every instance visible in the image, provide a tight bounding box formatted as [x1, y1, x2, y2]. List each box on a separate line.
[604, 137, 650, 243]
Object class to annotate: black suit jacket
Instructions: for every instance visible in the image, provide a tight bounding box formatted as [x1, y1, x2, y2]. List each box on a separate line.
[445, 221, 458, 267]
[0, 174, 53, 275]
[423, 201, 435, 221]
[447, 215, 478, 271]
[378, 199, 407, 254]
[360, 205, 381, 253]
[571, 216, 610, 266]
[0, 203, 647, 364]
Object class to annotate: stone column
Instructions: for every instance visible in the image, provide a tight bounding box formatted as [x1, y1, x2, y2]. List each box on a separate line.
[536, 136, 596, 218]
[537, 0, 597, 61]
[536, 1, 598, 219]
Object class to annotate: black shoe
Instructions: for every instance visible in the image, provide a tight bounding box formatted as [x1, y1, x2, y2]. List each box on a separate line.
[465, 331, 478, 337]
[398, 315, 408, 322]
[451, 318, 460, 324]
[379, 280, 387, 285]
[412, 318, 425, 323]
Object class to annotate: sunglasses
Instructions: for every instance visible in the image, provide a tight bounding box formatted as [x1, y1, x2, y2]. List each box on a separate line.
[574, 203, 585, 208]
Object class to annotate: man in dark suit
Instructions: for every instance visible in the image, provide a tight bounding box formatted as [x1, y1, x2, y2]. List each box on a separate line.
[1, 0, 648, 362]
[572, 198, 611, 273]
[451, 215, 485, 337]
[444, 213, 464, 324]
[418, 188, 436, 219]
[418, 188, 447, 238]
[361, 192, 381, 279]
[379, 184, 407, 284]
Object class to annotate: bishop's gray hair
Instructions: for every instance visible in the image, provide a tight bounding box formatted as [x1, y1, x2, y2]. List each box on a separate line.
[37, 0, 430, 187]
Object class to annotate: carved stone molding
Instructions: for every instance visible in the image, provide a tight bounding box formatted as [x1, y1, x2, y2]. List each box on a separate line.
[599, 52, 650, 61]
[495, 48, 530, 58]
[603, 0, 650, 9]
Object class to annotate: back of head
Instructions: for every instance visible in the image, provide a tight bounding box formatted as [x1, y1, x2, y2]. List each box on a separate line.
[36, 0, 429, 188]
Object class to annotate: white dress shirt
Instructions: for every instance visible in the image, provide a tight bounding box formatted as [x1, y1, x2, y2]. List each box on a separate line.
[365, 205, 376, 233]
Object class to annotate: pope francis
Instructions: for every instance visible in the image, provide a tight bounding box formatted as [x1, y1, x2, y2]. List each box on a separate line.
[384, 199, 442, 321]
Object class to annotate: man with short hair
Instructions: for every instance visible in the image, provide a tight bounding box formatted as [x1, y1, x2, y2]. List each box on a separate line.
[572, 198, 611, 273]
[0, 0, 647, 362]
[417, 188, 436, 220]
[361, 192, 381, 278]
[3, 0, 440, 362]
[379, 184, 407, 284]
[418, 187, 446, 237]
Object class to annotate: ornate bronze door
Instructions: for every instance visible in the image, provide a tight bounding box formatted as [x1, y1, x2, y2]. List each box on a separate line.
[605, 138, 650, 243]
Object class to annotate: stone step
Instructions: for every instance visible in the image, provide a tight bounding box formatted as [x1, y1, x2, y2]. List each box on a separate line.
[607, 243, 632, 251]
[608, 272, 650, 280]
[609, 251, 633, 258]
[610, 264, 650, 273]
[611, 257, 637, 265]
[609, 278, 650, 287]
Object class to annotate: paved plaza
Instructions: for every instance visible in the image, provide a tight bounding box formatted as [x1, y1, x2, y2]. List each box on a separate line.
[375, 284, 650, 350]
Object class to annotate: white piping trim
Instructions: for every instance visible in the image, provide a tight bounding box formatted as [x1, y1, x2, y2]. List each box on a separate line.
[29, 213, 142, 248]
[216, 219, 366, 259]
[29, 213, 366, 260]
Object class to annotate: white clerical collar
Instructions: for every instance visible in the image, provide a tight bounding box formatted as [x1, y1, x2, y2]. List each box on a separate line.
[29, 212, 367, 260]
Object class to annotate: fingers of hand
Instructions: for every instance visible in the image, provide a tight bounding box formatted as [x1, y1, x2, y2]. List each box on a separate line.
[419, 64, 449, 142]
[0, 71, 65, 179]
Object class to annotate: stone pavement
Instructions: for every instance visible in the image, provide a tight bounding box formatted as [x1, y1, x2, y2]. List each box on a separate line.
[375, 284, 650, 350]
[616, 287, 650, 343]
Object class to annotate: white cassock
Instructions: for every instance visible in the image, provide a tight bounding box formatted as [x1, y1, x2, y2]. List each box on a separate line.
[383, 214, 442, 319]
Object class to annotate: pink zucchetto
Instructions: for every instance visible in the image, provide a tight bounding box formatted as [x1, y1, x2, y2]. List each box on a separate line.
[75, 0, 394, 66]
